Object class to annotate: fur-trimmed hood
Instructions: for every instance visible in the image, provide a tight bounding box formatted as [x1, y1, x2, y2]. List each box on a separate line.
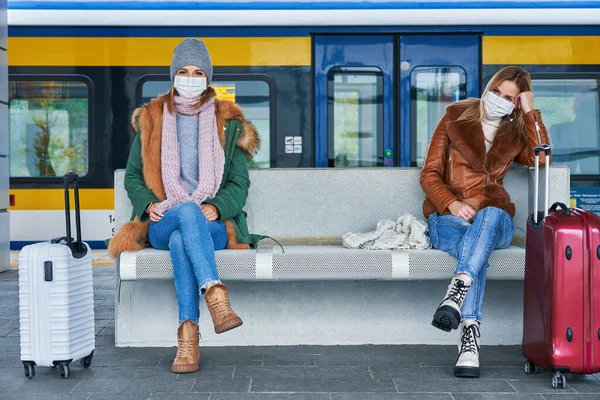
[131, 87, 260, 158]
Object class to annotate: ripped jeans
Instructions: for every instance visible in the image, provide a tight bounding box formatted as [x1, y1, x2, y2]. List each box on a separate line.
[428, 207, 514, 323]
[148, 202, 227, 324]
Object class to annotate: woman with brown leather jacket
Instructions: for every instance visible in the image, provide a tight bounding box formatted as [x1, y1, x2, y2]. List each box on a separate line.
[420, 66, 551, 378]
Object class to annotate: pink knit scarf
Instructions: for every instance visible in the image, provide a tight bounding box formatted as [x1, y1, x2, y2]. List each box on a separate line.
[155, 95, 225, 216]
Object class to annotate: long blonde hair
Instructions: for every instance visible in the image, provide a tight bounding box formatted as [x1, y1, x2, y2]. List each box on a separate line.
[452, 66, 532, 136]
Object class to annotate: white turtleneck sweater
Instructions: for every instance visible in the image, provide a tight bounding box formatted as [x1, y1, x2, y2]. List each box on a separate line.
[481, 115, 502, 153]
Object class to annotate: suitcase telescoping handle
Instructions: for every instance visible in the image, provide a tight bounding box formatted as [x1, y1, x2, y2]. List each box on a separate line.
[63, 172, 87, 258]
[533, 144, 552, 224]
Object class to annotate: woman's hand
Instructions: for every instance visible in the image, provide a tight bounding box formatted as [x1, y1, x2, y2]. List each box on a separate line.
[516, 91, 534, 114]
[147, 202, 162, 222]
[448, 201, 476, 222]
[201, 204, 219, 222]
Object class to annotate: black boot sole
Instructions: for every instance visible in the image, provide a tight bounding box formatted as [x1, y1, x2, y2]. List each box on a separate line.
[431, 305, 460, 332]
[454, 366, 480, 378]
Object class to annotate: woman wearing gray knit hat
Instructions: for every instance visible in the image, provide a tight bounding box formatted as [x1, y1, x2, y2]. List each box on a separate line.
[109, 37, 264, 373]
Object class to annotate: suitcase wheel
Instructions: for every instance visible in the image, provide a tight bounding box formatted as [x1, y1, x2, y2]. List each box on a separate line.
[58, 363, 70, 379]
[80, 351, 94, 368]
[524, 361, 538, 375]
[23, 362, 35, 379]
[552, 373, 566, 389]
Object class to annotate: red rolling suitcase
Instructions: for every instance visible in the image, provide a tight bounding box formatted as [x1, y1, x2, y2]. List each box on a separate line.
[522, 144, 600, 389]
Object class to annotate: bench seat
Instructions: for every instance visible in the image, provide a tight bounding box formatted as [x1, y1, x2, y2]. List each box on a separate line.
[119, 245, 526, 281]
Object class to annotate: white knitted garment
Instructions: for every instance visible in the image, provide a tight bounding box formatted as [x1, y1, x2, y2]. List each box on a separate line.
[342, 213, 431, 250]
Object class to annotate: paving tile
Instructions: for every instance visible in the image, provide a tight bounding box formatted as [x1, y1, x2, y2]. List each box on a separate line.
[452, 395, 544, 400]
[331, 395, 453, 400]
[97, 327, 115, 336]
[506, 379, 577, 393]
[74, 377, 193, 394]
[393, 379, 516, 393]
[369, 366, 454, 380]
[476, 367, 549, 380]
[261, 354, 315, 367]
[11, 376, 84, 394]
[211, 394, 331, 400]
[315, 353, 420, 368]
[235, 366, 370, 380]
[0, 394, 92, 400]
[0, 328, 16, 337]
[148, 394, 210, 400]
[190, 376, 251, 392]
[565, 377, 600, 393]
[249, 377, 397, 393]
[0, 374, 25, 393]
[90, 366, 178, 380]
[87, 394, 150, 400]
[543, 395, 600, 400]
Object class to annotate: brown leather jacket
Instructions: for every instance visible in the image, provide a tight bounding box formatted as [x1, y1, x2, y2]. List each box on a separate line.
[420, 103, 551, 219]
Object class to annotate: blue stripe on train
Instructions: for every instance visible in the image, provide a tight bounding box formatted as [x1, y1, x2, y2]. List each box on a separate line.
[8, 26, 600, 38]
[8, 1, 600, 11]
[10, 241, 108, 250]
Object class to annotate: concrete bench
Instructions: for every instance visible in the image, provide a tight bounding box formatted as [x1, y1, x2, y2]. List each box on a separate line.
[113, 166, 569, 347]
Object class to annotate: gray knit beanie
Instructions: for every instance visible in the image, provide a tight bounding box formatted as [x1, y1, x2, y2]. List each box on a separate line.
[170, 38, 213, 84]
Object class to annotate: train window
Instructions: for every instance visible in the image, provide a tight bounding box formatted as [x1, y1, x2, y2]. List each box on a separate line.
[328, 67, 383, 167]
[411, 66, 467, 167]
[139, 77, 271, 168]
[531, 79, 600, 175]
[8, 80, 90, 178]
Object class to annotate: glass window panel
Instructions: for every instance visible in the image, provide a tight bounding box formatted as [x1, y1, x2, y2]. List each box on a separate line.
[328, 67, 383, 167]
[140, 78, 271, 168]
[412, 67, 467, 167]
[9, 80, 90, 178]
[531, 79, 600, 175]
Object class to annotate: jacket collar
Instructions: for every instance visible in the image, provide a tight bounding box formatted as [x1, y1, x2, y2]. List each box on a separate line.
[445, 103, 527, 173]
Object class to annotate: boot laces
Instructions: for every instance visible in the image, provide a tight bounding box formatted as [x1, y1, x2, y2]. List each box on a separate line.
[177, 332, 198, 359]
[209, 298, 233, 319]
[444, 280, 469, 306]
[459, 324, 480, 355]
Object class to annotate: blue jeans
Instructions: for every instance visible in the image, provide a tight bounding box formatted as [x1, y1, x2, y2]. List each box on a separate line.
[428, 207, 514, 323]
[148, 202, 227, 324]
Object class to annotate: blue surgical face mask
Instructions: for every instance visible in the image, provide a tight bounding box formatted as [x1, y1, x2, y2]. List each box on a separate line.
[484, 91, 516, 119]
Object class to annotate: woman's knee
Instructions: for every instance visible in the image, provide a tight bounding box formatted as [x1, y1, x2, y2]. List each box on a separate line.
[172, 202, 206, 222]
[169, 229, 184, 250]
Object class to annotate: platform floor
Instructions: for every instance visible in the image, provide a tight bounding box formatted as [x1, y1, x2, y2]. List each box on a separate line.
[1, 266, 599, 399]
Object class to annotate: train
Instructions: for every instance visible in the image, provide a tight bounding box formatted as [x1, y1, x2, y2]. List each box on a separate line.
[6, 0, 600, 249]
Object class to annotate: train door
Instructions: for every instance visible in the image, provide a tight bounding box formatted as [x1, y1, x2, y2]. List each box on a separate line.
[314, 34, 480, 167]
[400, 34, 480, 167]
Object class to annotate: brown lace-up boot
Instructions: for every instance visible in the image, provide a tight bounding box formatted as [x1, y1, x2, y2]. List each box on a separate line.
[171, 320, 200, 373]
[204, 284, 243, 334]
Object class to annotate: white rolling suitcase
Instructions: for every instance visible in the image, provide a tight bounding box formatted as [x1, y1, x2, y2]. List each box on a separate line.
[18, 173, 95, 379]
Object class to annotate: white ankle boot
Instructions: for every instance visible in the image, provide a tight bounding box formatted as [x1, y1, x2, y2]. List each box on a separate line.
[432, 275, 472, 331]
[454, 320, 481, 378]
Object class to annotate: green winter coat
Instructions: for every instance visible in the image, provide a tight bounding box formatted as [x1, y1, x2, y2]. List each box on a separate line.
[108, 88, 264, 257]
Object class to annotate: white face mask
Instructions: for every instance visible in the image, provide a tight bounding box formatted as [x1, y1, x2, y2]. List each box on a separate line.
[174, 75, 207, 99]
[483, 91, 516, 119]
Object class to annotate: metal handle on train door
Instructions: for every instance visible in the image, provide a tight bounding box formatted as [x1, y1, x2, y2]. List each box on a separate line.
[534, 144, 552, 224]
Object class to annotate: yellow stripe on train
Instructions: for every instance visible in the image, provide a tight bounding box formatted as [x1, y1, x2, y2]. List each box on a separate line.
[8, 37, 312, 67]
[10, 189, 114, 210]
[483, 36, 600, 65]
[7, 36, 600, 67]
